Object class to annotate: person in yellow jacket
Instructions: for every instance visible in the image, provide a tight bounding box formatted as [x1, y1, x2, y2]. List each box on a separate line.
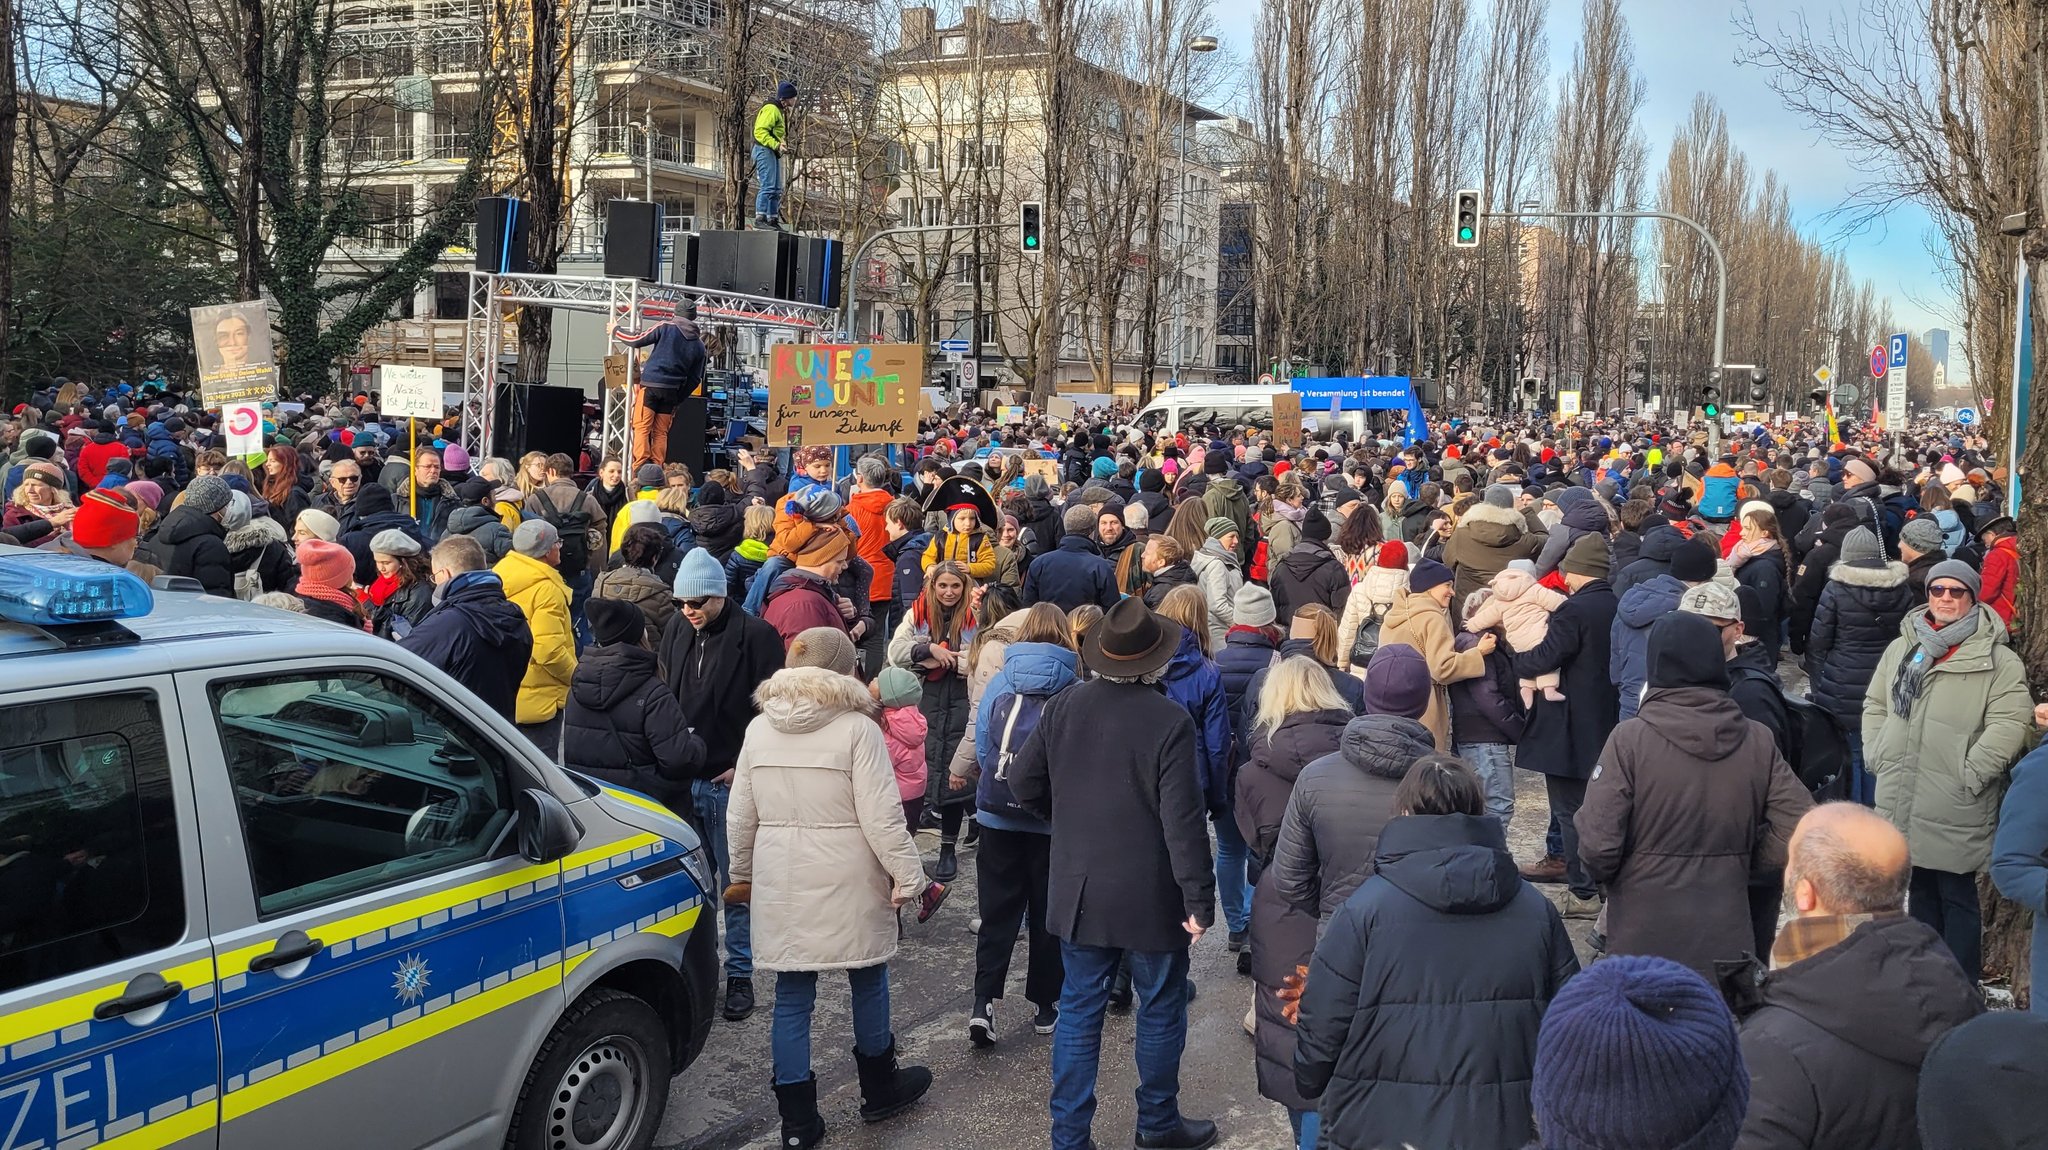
[497, 518, 578, 756]
[610, 462, 668, 553]
[752, 81, 796, 230]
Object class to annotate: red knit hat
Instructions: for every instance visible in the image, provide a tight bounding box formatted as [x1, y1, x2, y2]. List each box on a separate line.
[72, 489, 139, 549]
[296, 539, 356, 589]
[1377, 540, 1409, 568]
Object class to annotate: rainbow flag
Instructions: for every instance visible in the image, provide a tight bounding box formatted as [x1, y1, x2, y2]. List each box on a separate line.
[1824, 392, 1842, 446]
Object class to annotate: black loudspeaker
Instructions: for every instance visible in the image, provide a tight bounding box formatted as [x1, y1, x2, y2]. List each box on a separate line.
[474, 198, 531, 274]
[665, 396, 709, 476]
[687, 230, 743, 292]
[789, 236, 842, 308]
[731, 230, 796, 298]
[671, 232, 700, 287]
[603, 200, 665, 281]
[492, 383, 585, 460]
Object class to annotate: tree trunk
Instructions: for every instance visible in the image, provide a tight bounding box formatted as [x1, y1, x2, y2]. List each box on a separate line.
[0, 0, 16, 402]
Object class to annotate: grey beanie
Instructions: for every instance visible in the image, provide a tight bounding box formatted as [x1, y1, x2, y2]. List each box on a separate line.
[1063, 503, 1096, 535]
[1484, 484, 1517, 509]
[1926, 558, 1981, 601]
[786, 626, 857, 675]
[183, 475, 232, 516]
[1899, 518, 1946, 556]
[1838, 526, 1885, 570]
[512, 518, 560, 558]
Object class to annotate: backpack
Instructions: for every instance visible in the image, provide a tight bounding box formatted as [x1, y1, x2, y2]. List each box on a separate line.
[976, 686, 1059, 821]
[1348, 602, 1384, 668]
[1731, 665, 1852, 799]
[526, 487, 593, 573]
[1249, 539, 1270, 583]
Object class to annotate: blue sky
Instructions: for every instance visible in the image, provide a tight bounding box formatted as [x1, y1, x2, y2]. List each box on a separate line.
[1205, 0, 1955, 352]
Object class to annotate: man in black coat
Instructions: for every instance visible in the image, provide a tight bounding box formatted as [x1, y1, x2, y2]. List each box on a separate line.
[1011, 597, 1218, 1150]
[400, 535, 535, 721]
[1735, 803, 1983, 1150]
[563, 598, 704, 810]
[656, 545, 784, 1022]
[154, 474, 235, 596]
[1508, 532, 1619, 917]
[1022, 503, 1120, 613]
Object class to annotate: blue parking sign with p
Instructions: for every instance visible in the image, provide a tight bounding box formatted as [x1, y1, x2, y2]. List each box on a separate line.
[1890, 334, 1908, 369]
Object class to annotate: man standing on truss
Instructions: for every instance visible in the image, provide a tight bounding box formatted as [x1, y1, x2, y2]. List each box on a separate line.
[753, 81, 797, 231]
[611, 315, 708, 471]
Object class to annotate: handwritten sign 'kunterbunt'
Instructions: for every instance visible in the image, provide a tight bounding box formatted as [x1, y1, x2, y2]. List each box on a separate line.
[769, 343, 924, 447]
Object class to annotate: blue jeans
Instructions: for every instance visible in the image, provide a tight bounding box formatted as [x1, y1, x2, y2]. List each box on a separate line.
[1212, 814, 1251, 934]
[691, 779, 753, 977]
[566, 567, 593, 652]
[1545, 812, 1563, 861]
[1456, 742, 1515, 831]
[743, 554, 791, 615]
[1846, 729, 1874, 806]
[1288, 1107, 1320, 1150]
[752, 143, 782, 219]
[772, 965, 892, 1085]
[1051, 942, 1190, 1150]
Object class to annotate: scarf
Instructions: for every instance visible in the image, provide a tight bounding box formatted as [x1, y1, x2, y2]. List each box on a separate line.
[297, 578, 369, 630]
[1892, 608, 1981, 718]
[1270, 501, 1307, 525]
[367, 573, 403, 606]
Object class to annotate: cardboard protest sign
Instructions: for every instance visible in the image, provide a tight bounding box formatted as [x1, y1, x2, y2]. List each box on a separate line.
[1273, 390, 1304, 448]
[1047, 396, 1077, 420]
[1022, 457, 1059, 485]
[769, 343, 923, 447]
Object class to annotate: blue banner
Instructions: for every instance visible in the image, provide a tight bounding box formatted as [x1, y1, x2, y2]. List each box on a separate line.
[1289, 376, 1430, 446]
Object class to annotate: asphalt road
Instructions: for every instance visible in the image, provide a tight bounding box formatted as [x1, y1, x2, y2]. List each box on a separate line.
[655, 649, 1810, 1148]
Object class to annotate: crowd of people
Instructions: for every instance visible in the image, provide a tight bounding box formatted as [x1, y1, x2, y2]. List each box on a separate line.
[9, 371, 2048, 1150]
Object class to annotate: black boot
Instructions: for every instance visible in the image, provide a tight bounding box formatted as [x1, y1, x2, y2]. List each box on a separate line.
[852, 1041, 932, 1122]
[932, 840, 958, 882]
[772, 1076, 826, 1148]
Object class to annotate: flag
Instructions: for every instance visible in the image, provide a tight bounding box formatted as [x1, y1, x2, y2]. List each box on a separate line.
[1825, 392, 1841, 446]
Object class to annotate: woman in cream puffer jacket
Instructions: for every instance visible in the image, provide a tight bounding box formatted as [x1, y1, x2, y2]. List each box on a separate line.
[729, 666, 929, 970]
[1336, 540, 1412, 672]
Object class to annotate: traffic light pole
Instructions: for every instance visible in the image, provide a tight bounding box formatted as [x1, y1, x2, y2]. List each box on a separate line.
[840, 223, 1006, 344]
[1483, 206, 1728, 381]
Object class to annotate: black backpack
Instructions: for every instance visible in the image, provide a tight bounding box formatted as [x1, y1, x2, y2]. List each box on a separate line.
[526, 487, 593, 573]
[1731, 665, 1852, 799]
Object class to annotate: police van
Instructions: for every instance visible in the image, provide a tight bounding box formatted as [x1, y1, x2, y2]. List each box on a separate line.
[0, 550, 718, 1150]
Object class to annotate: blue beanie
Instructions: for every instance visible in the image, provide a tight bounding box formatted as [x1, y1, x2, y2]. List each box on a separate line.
[672, 547, 727, 600]
[1362, 643, 1431, 719]
[1533, 955, 1747, 1150]
[1090, 456, 1117, 480]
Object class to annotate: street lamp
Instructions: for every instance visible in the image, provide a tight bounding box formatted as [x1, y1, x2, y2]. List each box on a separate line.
[1167, 32, 1218, 396]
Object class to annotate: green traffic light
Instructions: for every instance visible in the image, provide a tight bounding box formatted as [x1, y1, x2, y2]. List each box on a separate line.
[1704, 404, 1719, 417]
[1025, 236, 1038, 248]
[1458, 227, 1474, 241]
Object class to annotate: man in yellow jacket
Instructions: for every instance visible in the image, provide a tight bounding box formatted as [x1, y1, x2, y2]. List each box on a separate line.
[497, 518, 578, 756]
[752, 81, 796, 229]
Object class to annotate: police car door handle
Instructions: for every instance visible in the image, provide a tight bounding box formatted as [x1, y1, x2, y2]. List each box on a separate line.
[93, 972, 184, 1020]
[248, 930, 323, 972]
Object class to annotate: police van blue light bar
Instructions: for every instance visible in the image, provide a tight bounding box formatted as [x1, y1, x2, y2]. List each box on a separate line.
[0, 552, 154, 626]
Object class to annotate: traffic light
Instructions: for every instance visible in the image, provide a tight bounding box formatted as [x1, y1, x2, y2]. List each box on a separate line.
[1699, 386, 1721, 419]
[1749, 378, 1768, 403]
[1452, 189, 1481, 248]
[1019, 201, 1042, 253]
[1808, 388, 1827, 408]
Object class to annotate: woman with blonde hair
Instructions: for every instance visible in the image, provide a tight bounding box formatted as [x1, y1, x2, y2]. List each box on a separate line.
[4, 461, 74, 534]
[1236, 655, 1352, 1150]
[887, 561, 982, 880]
[516, 451, 549, 495]
[1261, 478, 1310, 562]
[1727, 500, 1791, 662]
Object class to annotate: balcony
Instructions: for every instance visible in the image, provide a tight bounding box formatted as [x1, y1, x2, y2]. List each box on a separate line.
[430, 131, 478, 161]
[339, 134, 413, 166]
[592, 126, 700, 167]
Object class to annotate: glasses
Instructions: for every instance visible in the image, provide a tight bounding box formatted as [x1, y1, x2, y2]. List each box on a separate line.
[1928, 584, 1972, 600]
[679, 597, 713, 610]
[333, 475, 361, 484]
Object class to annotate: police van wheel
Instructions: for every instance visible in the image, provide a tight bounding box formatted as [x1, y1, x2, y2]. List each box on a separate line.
[511, 989, 672, 1150]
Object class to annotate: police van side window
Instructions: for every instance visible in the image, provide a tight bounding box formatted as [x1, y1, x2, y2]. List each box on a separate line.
[0, 692, 182, 994]
[209, 671, 516, 916]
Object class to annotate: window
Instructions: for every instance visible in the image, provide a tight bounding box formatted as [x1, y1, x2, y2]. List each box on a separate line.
[921, 197, 943, 227]
[938, 32, 966, 56]
[212, 671, 515, 916]
[948, 310, 973, 343]
[977, 312, 996, 345]
[0, 692, 183, 993]
[895, 308, 916, 342]
[920, 141, 941, 171]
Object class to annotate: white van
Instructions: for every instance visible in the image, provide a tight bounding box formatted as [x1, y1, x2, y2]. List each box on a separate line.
[1134, 385, 1368, 440]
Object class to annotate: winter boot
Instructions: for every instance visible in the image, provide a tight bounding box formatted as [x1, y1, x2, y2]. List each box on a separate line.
[853, 1041, 932, 1123]
[772, 1076, 826, 1148]
[932, 840, 959, 882]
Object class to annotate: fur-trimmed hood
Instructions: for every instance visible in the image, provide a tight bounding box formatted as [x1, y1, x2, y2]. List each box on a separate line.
[754, 666, 878, 734]
[1828, 558, 1910, 589]
[1453, 499, 1529, 547]
[225, 514, 287, 554]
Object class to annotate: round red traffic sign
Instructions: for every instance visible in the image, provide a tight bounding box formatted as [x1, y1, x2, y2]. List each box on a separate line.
[1869, 345, 1887, 378]
[226, 405, 260, 436]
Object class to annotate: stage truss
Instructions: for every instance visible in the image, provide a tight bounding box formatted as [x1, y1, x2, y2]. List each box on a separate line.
[460, 270, 837, 463]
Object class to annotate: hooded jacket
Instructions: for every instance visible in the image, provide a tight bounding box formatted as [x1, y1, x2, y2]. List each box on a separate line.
[847, 487, 895, 602]
[658, 601, 785, 777]
[447, 503, 513, 565]
[1789, 513, 1859, 654]
[1612, 522, 1687, 599]
[1190, 540, 1242, 650]
[973, 641, 1078, 831]
[1294, 814, 1577, 1150]
[592, 563, 676, 642]
[1378, 590, 1486, 752]
[154, 502, 234, 596]
[1270, 712, 1439, 920]
[1444, 500, 1544, 620]
[1804, 559, 1916, 722]
[688, 499, 745, 561]
[1735, 916, 1984, 1150]
[1161, 627, 1234, 814]
[1866, 604, 2034, 875]
[1508, 579, 1619, 780]
[225, 513, 295, 599]
[1236, 707, 1350, 1112]
[1202, 476, 1257, 565]
[563, 641, 705, 810]
[494, 550, 577, 725]
[728, 667, 929, 971]
[1579, 683, 1811, 978]
[1269, 538, 1351, 625]
[1610, 573, 1687, 719]
[1533, 487, 1610, 577]
[762, 567, 848, 646]
[400, 571, 535, 720]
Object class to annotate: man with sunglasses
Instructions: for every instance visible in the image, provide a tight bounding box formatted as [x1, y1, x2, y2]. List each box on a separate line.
[1865, 559, 2033, 986]
[658, 546, 785, 1023]
[317, 458, 366, 536]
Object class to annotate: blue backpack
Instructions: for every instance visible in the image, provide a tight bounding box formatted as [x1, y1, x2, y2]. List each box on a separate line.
[976, 687, 1061, 822]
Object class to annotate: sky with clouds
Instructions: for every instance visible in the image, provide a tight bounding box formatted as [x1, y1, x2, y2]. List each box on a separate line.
[1203, 0, 1956, 361]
